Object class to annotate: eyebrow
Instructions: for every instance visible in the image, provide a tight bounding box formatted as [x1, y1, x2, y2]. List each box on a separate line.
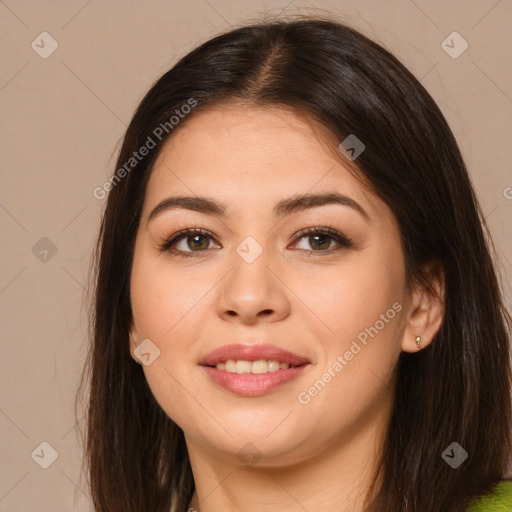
[147, 192, 370, 225]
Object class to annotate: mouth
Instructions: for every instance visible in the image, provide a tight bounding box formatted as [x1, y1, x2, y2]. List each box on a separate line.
[199, 344, 311, 397]
[200, 363, 310, 396]
[205, 359, 307, 374]
[199, 343, 310, 367]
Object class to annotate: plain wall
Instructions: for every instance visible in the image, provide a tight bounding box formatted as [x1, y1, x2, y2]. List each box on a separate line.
[1, 1, 511, 510]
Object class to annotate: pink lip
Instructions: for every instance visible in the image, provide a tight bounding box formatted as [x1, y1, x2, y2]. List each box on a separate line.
[199, 344, 310, 397]
[201, 365, 309, 397]
[199, 343, 310, 367]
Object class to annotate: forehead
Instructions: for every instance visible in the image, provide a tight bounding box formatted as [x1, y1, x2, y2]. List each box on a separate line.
[143, 105, 385, 222]
[155, 105, 338, 167]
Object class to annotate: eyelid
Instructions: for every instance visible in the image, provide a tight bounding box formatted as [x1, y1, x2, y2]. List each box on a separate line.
[158, 227, 218, 253]
[158, 225, 353, 256]
[292, 226, 352, 247]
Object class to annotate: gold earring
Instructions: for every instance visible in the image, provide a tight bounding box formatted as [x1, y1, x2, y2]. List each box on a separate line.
[415, 336, 422, 349]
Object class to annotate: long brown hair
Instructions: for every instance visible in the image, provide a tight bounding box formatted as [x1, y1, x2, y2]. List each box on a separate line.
[76, 15, 512, 512]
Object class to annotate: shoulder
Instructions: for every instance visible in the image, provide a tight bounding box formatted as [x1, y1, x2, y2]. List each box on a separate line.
[467, 480, 512, 511]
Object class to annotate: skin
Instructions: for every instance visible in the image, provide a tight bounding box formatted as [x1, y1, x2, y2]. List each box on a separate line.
[129, 105, 444, 512]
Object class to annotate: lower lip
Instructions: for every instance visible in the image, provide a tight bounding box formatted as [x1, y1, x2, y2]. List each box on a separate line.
[201, 365, 309, 397]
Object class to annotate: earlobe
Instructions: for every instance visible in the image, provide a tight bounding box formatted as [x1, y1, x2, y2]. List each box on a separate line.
[401, 268, 445, 353]
[129, 322, 142, 365]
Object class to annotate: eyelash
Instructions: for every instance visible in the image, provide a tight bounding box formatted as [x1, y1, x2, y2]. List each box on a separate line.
[158, 226, 353, 258]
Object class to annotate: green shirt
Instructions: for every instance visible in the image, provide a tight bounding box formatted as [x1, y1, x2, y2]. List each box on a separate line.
[467, 481, 512, 511]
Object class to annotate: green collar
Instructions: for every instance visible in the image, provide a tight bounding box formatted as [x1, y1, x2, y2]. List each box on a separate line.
[467, 481, 512, 511]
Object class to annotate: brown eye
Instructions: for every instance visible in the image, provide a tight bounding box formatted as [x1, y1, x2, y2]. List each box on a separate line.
[183, 234, 210, 251]
[159, 228, 220, 256]
[159, 226, 352, 258]
[306, 233, 332, 250]
[293, 227, 353, 253]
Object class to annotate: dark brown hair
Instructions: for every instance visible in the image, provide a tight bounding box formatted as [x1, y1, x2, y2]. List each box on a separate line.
[76, 15, 512, 512]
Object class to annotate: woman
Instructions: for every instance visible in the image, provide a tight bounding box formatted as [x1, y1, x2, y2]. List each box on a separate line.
[77, 16, 512, 512]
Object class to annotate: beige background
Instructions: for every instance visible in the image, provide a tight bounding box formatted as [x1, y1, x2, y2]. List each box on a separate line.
[1, 0, 511, 510]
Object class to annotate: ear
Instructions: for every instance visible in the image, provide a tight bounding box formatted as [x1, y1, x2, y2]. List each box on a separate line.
[129, 319, 141, 364]
[401, 263, 445, 353]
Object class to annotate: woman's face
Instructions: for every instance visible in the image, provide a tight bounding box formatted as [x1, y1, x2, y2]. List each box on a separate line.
[129, 105, 415, 466]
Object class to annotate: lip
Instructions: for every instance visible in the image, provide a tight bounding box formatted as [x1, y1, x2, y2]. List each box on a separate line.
[199, 343, 310, 367]
[199, 344, 310, 397]
[201, 365, 309, 397]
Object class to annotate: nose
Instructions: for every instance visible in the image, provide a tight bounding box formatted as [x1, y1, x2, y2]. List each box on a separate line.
[216, 249, 291, 325]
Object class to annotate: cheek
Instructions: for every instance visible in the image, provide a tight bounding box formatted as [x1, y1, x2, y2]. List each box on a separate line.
[294, 243, 406, 393]
[130, 249, 211, 342]
[294, 273, 403, 434]
[130, 253, 215, 428]
[298, 254, 403, 341]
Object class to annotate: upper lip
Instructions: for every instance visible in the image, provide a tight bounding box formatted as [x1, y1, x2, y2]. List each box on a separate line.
[199, 344, 310, 367]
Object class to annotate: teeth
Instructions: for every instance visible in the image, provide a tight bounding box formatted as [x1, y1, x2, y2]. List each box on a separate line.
[235, 360, 252, 373]
[215, 359, 295, 373]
